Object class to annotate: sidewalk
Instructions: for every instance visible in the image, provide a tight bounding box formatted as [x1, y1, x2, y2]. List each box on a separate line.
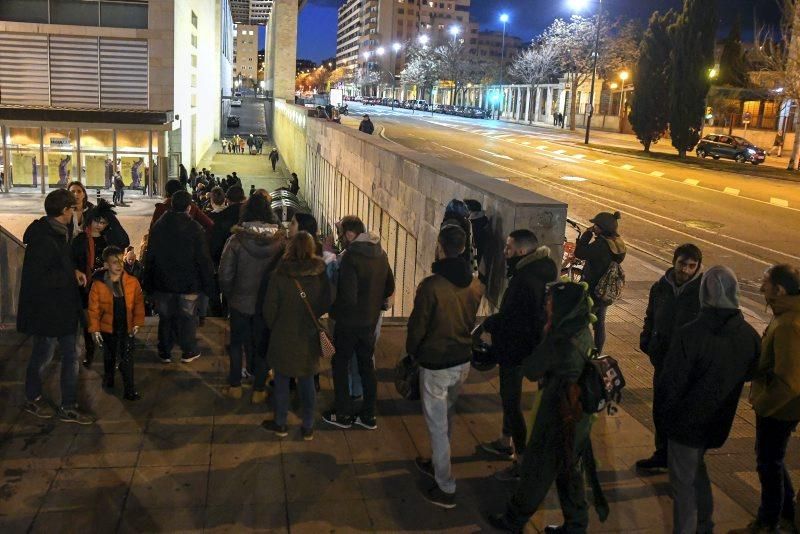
[0, 246, 773, 532]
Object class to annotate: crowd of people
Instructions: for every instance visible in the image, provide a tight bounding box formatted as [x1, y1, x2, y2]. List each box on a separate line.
[13, 174, 800, 533]
[221, 134, 265, 155]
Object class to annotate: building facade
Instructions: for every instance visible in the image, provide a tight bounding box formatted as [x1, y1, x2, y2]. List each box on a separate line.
[475, 30, 523, 62]
[233, 23, 260, 89]
[0, 0, 228, 194]
[230, 0, 273, 24]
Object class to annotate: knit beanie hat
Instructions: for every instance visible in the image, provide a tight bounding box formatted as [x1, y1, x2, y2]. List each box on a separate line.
[700, 265, 740, 310]
[590, 211, 621, 236]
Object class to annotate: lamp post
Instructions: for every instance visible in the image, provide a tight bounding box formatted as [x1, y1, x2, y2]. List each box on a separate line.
[363, 51, 372, 97]
[618, 70, 629, 132]
[391, 42, 402, 108]
[499, 14, 509, 86]
[449, 25, 461, 45]
[376, 46, 386, 99]
[569, 0, 603, 144]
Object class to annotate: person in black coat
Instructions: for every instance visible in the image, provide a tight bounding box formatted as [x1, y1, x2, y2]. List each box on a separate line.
[209, 186, 246, 267]
[358, 115, 375, 135]
[637, 244, 703, 472]
[464, 199, 490, 280]
[655, 266, 759, 534]
[18, 189, 94, 424]
[480, 230, 558, 468]
[143, 191, 214, 363]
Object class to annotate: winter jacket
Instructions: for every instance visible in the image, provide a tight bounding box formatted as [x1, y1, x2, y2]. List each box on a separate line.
[358, 119, 375, 135]
[17, 217, 83, 337]
[574, 231, 626, 297]
[640, 268, 703, 368]
[143, 211, 214, 295]
[149, 197, 214, 233]
[209, 203, 244, 265]
[469, 211, 490, 272]
[218, 222, 286, 315]
[264, 258, 332, 377]
[750, 294, 800, 421]
[124, 260, 143, 281]
[483, 247, 558, 367]
[87, 270, 145, 334]
[406, 257, 483, 370]
[331, 232, 395, 328]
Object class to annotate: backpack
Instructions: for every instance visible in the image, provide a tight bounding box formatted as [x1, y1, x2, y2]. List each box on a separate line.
[579, 350, 626, 415]
[594, 261, 625, 304]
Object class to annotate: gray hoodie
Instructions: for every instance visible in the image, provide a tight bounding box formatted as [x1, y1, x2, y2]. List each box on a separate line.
[700, 265, 740, 310]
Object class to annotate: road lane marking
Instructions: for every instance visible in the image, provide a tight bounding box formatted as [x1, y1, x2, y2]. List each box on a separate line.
[683, 178, 700, 186]
[620, 164, 635, 170]
[562, 176, 588, 182]
[492, 134, 514, 139]
[521, 141, 531, 145]
[649, 171, 664, 177]
[595, 159, 608, 164]
[536, 145, 548, 150]
[724, 187, 740, 196]
[771, 197, 790, 207]
[553, 149, 566, 154]
[571, 154, 586, 159]
[478, 149, 513, 160]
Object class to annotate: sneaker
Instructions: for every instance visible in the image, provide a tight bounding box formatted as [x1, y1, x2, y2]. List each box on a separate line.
[180, 352, 201, 363]
[350, 394, 363, 401]
[487, 513, 522, 533]
[123, 392, 141, 402]
[241, 368, 252, 380]
[422, 483, 456, 509]
[57, 406, 95, 425]
[223, 386, 242, 399]
[494, 462, 521, 482]
[251, 390, 267, 404]
[480, 438, 514, 460]
[322, 410, 353, 429]
[24, 397, 55, 419]
[302, 427, 314, 441]
[543, 525, 566, 533]
[261, 420, 288, 438]
[354, 414, 377, 430]
[635, 453, 668, 472]
[415, 457, 435, 480]
[159, 355, 172, 364]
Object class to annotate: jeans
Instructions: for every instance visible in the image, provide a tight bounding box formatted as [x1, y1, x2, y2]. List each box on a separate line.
[332, 324, 377, 419]
[253, 321, 271, 392]
[273, 372, 316, 430]
[154, 292, 199, 356]
[228, 309, 265, 386]
[499, 364, 527, 455]
[668, 440, 713, 534]
[26, 334, 79, 408]
[102, 333, 136, 395]
[349, 315, 383, 397]
[420, 362, 471, 494]
[756, 415, 798, 526]
[593, 302, 609, 354]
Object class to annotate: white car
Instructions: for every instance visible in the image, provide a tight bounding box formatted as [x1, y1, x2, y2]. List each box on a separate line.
[231, 99, 242, 107]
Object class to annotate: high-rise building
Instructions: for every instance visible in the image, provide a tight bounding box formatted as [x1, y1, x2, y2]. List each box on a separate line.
[475, 30, 524, 62]
[230, 0, 274, 24]
[0, 0, 233, 194]
[234, 23, 260, 89]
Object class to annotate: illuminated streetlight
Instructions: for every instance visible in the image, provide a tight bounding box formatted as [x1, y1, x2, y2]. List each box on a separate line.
[609, 82, 618, 89]
[449, 25, 461, 44]
[392, 42, 401, 53]
[499, 13, 510, 87]
[619, 70, 629, 82]
[567, 0, 589, 10]
[418, 34, 430, 47]
[708, 66, 718, 79]
[376, 46, 385, 56]
[499, 13, 509, 23]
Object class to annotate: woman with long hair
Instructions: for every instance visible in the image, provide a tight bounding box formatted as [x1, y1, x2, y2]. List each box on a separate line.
[67, 181, 93, 241]
[262, 231, 331, 440]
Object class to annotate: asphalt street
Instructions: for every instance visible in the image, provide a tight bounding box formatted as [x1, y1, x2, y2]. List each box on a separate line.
[345, 102, 800, 296]
[224, 97, 267, 137]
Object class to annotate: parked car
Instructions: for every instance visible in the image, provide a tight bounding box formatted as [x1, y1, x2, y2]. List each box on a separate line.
[226, 116, 240, 127]
[431, 104, 446, 113]
[231, 99, 242, 107]
[696, 134, 766, 165]
[412, 100, 429, 111]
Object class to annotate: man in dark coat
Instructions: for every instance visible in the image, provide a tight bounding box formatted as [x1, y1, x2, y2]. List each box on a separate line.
[637, 244, 704, 472]
[358, 114, 375, 135]
[323, 215, 395, 430]
[269, 148, 279, 171]
[143, 191, 214, 364]
[481, 230, 558, 476]
[209, 185, 246, 267]
[655, 266, 759, 534]
[18, 189, 94, 425]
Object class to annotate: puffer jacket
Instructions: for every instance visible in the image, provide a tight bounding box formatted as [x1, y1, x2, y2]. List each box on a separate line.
[574, 231, 627, 297]
[87, 270, 145, 334]
[750, 294, 800, 421]
[406, 257, 484, 370]
[218, 222, 286, 315]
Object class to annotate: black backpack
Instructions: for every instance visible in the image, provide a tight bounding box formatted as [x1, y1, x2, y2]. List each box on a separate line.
[579, 350, 626, 415]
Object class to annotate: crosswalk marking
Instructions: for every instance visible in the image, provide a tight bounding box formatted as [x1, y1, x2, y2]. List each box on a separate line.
[571, 154, 586, 159]
[684, 178, 700, 186]
[536, 145, 548, 150]
[649, 171, 664, 177]
[553, 149, 566, 154]
[620, 164, 634, 170]
[770, 197, 789, 207]
[595, 159, 608, 164]
[724, 187, 740, 196]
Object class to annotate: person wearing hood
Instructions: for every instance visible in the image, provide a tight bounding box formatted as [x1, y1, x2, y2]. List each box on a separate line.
[150, 179, 214, 233]
[219, 195, 286, 401]
[18, 189, 93, 425]
[637, 244, 704, 472]
[489, 281, 596, 533]
[464, 199, 490, 279]
[480, 229, 558, 479]
[654, 266, 759, 534]
[748, 264, 800, 533]
[575, 210, 627, 353]
[261, 231, 332, 440]
[323, 215, 395, 430]
[210, 185, 247, 267]
[409, 225, 484, 509]
[441, 199, 474, 270]
[358, 114, 375, 135]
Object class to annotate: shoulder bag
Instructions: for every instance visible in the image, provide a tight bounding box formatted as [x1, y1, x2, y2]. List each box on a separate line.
[293, 278, 335, 359]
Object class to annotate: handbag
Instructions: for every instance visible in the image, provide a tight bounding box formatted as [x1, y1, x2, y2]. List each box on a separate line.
[394, 353, 420, 401]
[293, 279, 335, 359]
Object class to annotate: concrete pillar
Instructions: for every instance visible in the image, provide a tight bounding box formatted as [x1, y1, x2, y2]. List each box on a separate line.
[524, 87, 531, 123]
[515, 88, 522, 122]
[545, 87, 553, 124]
[266, 0, 298, 103]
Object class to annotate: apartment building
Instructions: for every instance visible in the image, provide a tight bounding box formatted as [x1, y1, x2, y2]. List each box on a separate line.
[230, 0, 274, 24]
[234, 23, 260, 88]
[475, 30, 524, 61]
[0, 0, 232, 194]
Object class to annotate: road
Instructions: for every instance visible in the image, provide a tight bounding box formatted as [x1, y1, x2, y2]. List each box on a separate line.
[224, 97, 267, 137]
[345, 102, 800, 296]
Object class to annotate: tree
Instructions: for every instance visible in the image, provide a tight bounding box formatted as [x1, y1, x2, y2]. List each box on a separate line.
[401, 46, 439, 100]
[509, 41, 560, 86]
[432, 41, 474, 105]
[629, 10, 676, 152]
[600, 18, 645, 80]
[669, 0, 718, 157]
[717, 15, 749, 87]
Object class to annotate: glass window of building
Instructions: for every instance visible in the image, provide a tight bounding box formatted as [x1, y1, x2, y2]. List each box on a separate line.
[116, 130, 150, 189]
[45, 128, 78, 188]
[100, 1, 148, 29]
[80, 129, 113, 188]
[0, 0, 48, 23]
[7, 128, 42, 188]
[51, 0, 100, 26]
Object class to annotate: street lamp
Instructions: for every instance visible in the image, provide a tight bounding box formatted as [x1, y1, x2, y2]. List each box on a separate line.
[618, 71, 629, 131]
[449, 25, 461, 44]
[499, 14, 509, 86]
[569, 0, 603, 144]
[390, 42, 402, 108]
[418, 34, 430, 47]
[363, 51, 372, 97]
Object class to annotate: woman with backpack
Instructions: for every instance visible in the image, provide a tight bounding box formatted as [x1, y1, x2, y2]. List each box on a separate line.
[575, 211, 626, 353]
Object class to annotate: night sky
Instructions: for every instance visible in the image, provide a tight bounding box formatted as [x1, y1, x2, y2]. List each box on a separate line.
[263, 0, 780, 62]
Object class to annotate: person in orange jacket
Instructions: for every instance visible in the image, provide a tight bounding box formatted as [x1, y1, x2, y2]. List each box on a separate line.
[88, 245, 145, 401]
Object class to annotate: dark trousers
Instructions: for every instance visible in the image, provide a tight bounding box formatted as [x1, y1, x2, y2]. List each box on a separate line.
[271, 160, 277, 171]
[332, 324, 377, 419]
[273, 372, 316, 429]
[499, 364, 527, 455]
[26, 334, 79, 408]
[154, 292, 199, 356]
[756, 415, 798, 526]
[102, 332, 135, 395]
[82, 325, 96, 364]
[593, 302, 609, 354]
[228, 309, 265, 387]
[652, 363, 667, 459]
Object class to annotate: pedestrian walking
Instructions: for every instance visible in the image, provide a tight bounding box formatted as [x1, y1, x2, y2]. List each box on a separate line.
[256, 136, 263, 154]
[359, 114, 375, 135]
[150, 179, 214, 233]
[18, 189, 94, 425]
[142, 190, 214, 364]
[289, 173, 300, 196]
[247, 134, 255, 155]
[748, 264, 800, 533]
[636, 244, 704, 472]
[553, 113, 558, 126]
[113, 173, 125, 206]
[179, 164, 189, 190]
[480, 229, 558, 479]
[322, 215, 394, 430]
[656, 266, 760, 534]
[261, 231, 332, 440]
[123, 245, 143, 281]
[769, 132, 784, 157]
[269, 148, 279, 172]
[410, 225, 483, 509]
[238, 136, 246, 154]
[218, 195, 285, 401]
[574, 210, 626, 353]
[88, 246, 146, 401]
